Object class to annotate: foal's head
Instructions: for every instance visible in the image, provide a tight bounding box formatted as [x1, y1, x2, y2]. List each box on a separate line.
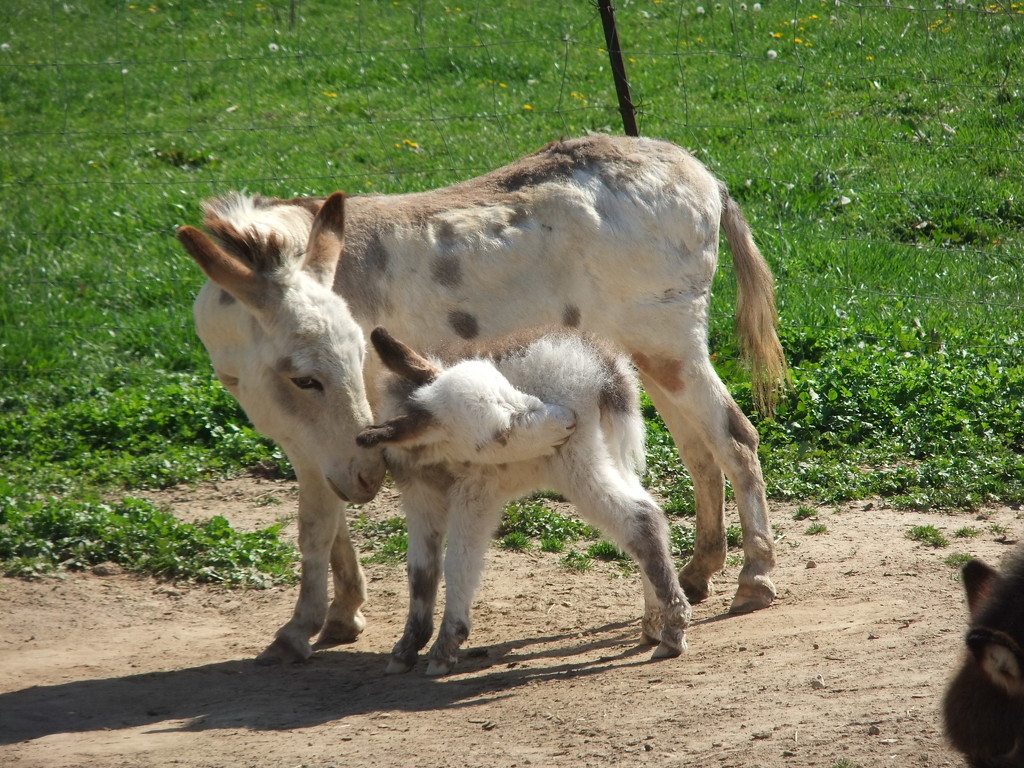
[356, 327, 575, 466]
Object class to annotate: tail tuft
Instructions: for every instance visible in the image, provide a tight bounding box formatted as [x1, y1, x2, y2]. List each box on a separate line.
[719, 184, 788, 415]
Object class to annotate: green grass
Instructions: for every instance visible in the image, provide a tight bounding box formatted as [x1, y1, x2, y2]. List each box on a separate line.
[906, 524, 950, 548]
[1, 1, 1023, 580]
[945, 552, 974, 568]
[804, 522, 829, 535]
[793, 506, 818, 521]
[0, 491, 296, 587]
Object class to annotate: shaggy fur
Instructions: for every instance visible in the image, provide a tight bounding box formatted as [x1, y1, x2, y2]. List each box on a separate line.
[358, 327, 690, 675]
[943, 547, 1024, 767]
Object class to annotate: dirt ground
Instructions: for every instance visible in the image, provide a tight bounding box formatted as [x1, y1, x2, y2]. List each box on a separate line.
[1, 475, 1020, 768]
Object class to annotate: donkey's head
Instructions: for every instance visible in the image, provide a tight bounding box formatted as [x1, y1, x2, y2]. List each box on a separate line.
[356, 327, 576, 466]
[178, 192, 386, 503]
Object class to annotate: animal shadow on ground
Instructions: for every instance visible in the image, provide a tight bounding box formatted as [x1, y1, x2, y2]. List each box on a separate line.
[0, 615, 724, 743]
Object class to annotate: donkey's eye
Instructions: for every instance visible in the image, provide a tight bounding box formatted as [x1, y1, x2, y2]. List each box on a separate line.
[291, 376, 323, 391]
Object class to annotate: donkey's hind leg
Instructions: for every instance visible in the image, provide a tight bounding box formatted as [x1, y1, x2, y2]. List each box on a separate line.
[637, 360, 777, 614]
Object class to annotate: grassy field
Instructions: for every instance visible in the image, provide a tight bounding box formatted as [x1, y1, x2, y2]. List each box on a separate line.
[1, 0, 1022, 581]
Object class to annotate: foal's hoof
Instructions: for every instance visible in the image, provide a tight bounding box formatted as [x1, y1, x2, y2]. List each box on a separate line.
[256, 636, 312, 665]
[314, 612, 366, 649]
[640, 611, 664, 646]
[729, 576, 776, 614]
[651, 637, 686, 659]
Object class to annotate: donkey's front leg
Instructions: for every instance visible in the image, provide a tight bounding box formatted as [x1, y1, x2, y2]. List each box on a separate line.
[426, 486, 504, 677]
[387, 483, 448, 674]
[315, 518, 368, 649]
[257, 463, 352, 664]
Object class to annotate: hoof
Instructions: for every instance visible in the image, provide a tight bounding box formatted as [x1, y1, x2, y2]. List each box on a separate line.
[651, 637, 686, 659]
[640, 611, 664, 646]
[386, 656, 415, 675]
[425, 658, 455, 677]
[678, 571, 713, 605]
[256, 636, 312, 665]
[729, 576, 776, 615]
[314, 612, 366, 649]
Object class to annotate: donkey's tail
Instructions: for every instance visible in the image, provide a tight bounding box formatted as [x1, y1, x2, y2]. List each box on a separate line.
[719, 182, 788, 415]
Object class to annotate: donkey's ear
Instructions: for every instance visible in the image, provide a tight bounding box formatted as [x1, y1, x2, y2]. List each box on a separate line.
[356, 409, 440, 448]
[304, 190, 346, 285]
[966, 628, 1024, 695]
[177, 225, 276, 310]
[370, 327, 440, 386]
[961, 558, 1001, 618]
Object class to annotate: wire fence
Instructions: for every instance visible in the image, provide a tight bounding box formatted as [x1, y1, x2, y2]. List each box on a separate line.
[1, 0, 1022, 384]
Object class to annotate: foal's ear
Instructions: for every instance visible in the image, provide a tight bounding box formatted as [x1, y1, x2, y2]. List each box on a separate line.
[177, 225, 276, 310]
[304, 191, 346, 286]
[356, 409, 440, 448]
[961, 558, 1001, 619]
[370, 327, 441, 386]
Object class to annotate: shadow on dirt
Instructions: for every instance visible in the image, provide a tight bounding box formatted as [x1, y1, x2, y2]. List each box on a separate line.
[0, 617, 694, 744]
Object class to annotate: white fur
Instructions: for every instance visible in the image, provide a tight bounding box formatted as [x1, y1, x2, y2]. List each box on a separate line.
[183, 135, 784, 665]
[365, 332, 690, 675]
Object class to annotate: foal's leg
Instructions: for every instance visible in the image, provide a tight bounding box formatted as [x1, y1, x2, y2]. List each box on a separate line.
[636, 359, 776, 614]
[426, 480, 505, 677]
[564, 462, 690, 658]
[257, 461, 353, 664]
[387, 480, 449, 674]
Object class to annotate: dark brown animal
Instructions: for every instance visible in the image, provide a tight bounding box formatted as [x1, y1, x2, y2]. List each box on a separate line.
[943, 547, 1024, 767]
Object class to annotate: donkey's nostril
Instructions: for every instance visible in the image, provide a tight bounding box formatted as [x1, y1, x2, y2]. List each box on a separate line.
[357, 472, 374, 493]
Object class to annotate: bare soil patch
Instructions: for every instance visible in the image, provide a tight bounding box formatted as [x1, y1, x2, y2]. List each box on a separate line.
[2, 476, 1020, 768]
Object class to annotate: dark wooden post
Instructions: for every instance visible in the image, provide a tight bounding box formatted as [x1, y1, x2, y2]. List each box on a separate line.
[598, 0, 639, 137]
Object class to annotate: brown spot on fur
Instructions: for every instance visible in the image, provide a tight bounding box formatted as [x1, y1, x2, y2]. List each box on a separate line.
[335, 226, 392, 323]
[632, 353, 686, 394]
[431, 255, 462, 288]
[599, 355, 636, 414]
[409, 563, 440, 606]
[219, 289, 236, 306]
[435, 219, 458, 247]
[448, 310, 479, 340]
[726, 400, 759, 452]
[562, 304, 581, 328]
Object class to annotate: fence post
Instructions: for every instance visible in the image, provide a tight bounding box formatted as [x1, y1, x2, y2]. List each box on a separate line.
[598, 0, 639, 137]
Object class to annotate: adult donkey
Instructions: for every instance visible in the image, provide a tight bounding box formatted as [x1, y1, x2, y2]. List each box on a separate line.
[177, 134, 787, 664]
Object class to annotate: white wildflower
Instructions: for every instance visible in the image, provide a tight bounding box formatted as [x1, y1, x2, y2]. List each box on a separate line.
[767, 49, 778, 59]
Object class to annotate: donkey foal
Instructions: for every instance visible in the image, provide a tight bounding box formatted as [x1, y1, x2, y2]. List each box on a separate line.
[357, 327, 691, 676]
